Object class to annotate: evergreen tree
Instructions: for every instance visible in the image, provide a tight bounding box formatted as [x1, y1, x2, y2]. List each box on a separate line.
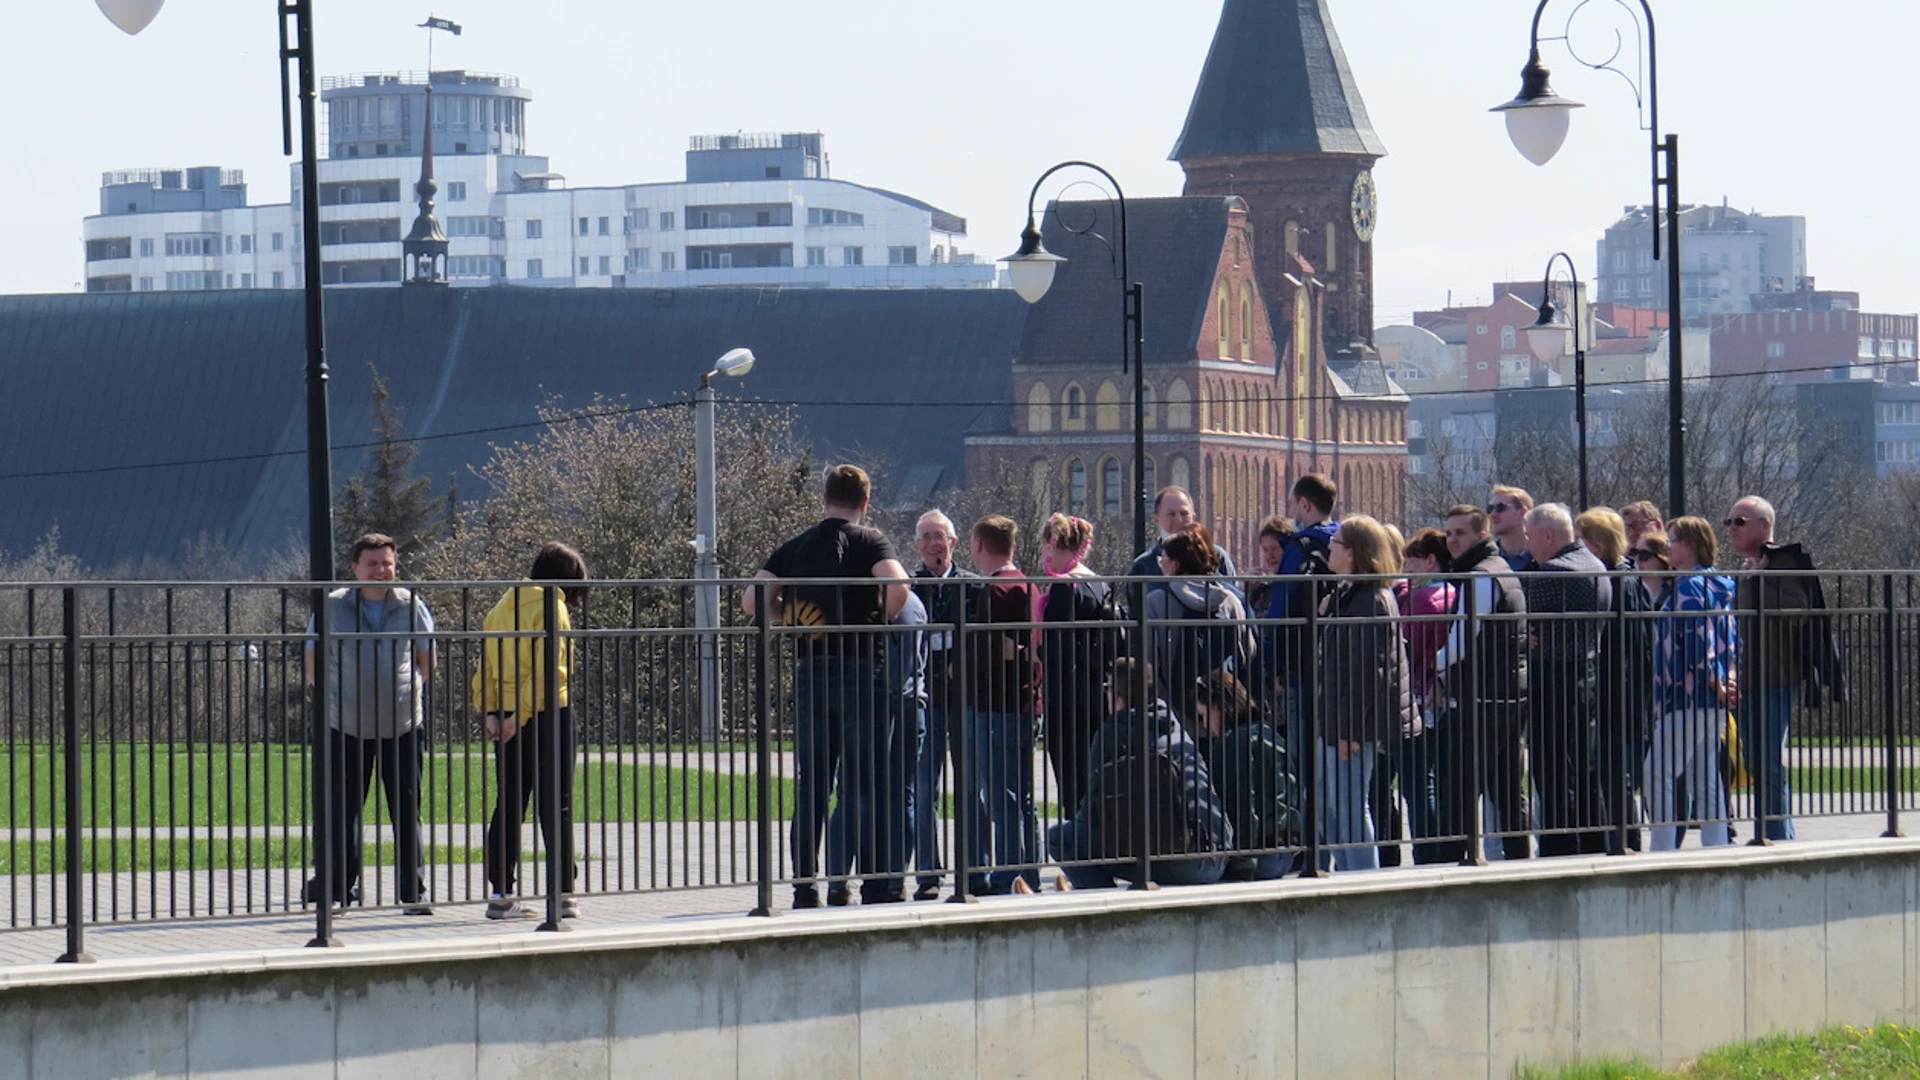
[335, 365, 439, 572]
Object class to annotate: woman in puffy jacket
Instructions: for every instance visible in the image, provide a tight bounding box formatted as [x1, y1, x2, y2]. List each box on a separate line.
[472, 541, 589, 920]
[1315, 515, 1415, 872]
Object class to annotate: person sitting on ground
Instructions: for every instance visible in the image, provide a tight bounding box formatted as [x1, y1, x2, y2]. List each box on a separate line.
[1042, 657, 1231, 891]
[1191, 670, 1299, 880]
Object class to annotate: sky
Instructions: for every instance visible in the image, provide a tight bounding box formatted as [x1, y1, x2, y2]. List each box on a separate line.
[12, 0, 1920, 324]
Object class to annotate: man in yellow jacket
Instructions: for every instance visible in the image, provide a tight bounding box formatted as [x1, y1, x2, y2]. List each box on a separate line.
[472, 541, 587, 920]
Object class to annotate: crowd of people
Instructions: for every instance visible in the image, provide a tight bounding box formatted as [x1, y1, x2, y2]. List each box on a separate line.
[751, 464, 1846, 906]
[294, 463, 1845, 919]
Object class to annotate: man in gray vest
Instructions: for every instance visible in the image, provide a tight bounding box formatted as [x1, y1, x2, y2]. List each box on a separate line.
[305, 533, 436, 914]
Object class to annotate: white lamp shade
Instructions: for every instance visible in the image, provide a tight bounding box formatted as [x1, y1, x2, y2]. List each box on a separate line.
[715, 347, 756, 378]
[96, 0, 166, 35]
[1526, 322, 1568, 364]
[1006, 255, 1062, 305]
[1502, 102, 1576, 167]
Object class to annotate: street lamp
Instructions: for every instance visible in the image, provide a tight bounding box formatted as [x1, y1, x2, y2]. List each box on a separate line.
[1525, 253, 1590, 510]
[103, 0, 342, 948]
[1492, 0, 1686, 516]
[1003, 162, 1147, 557]
[694, 348, 756, 745]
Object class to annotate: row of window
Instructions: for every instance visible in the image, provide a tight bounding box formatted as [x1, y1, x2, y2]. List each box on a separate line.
[1878, 439, 1920, 465]
[1878, 402, 1920, 427]
[1214, 280, 1256, 361]
[92, 233, 288, 261]
[1041, 456, 1178, 519]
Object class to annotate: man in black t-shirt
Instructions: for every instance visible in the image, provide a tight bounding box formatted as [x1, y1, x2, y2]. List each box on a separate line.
[747, 465, 909, 907]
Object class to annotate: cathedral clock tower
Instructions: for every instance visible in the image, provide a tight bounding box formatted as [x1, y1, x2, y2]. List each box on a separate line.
[1172, 0, 1385, 354]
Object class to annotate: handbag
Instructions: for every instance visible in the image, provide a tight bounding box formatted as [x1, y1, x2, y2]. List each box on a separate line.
[1720, 711, 1754, 790]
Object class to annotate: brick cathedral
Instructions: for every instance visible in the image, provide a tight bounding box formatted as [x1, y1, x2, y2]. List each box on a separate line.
[966, 0, 1409, 565]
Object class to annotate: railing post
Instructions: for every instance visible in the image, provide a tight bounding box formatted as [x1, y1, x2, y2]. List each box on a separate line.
[1608, 571, 1631, 856]
[1131, 579, 1156, 890]
[1749, 571, 1771, 846]
[307, 581, 339, 948]
[537, 585, 570, 932]
[946, 585, 976, 903]
[1299, 582, 1327, 878]
[56, 586, 92, 964]
[750, 582, 776, 916]
[1460, 588, 1488, 867]
[1884, 573, 1903, 839]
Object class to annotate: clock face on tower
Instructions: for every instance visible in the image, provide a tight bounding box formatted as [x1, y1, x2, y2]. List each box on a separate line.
[1350, 171, 1378, 243]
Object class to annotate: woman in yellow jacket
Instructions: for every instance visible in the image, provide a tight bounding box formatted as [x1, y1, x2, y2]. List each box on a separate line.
[471, 541, 588, 920]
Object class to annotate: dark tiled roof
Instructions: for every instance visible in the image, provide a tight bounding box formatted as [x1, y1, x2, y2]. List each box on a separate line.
[1017, 197, 1236, 367]
[1171, 0, 1386, 161]
[0, 287, 1026, 569]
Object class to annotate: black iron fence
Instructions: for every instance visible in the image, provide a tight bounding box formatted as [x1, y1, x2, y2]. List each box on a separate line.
[2, 569, 1912, 960]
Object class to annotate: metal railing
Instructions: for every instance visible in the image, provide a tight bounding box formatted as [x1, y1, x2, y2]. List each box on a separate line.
[2, 569, 1911, 960]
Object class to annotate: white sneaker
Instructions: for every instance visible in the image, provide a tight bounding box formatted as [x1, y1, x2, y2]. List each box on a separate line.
[485, 895, 536, 920]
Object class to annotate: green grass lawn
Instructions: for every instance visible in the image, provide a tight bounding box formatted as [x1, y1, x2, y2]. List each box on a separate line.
[1514, 1023, 1920, 1079]
[0, 837, 483, 874]
[0, 746, 794, 827]
[1788, 765, 1920, 795]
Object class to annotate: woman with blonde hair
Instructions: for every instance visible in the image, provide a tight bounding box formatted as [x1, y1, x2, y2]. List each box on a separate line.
[1314, 514, 1415, 871]
[1579, 507, 1657, 852]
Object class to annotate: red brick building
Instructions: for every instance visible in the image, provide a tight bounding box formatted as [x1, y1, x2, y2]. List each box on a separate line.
[964, 0, 1409, 565]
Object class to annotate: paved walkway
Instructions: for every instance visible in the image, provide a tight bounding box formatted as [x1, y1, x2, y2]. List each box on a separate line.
[0, 807, 1905, 968]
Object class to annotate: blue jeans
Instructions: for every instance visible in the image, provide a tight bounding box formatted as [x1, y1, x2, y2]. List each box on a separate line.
[1745, 687, 1798, 842]
[792, 657, 889, 890]
[1046, 818, 1227, 889]
[964, 709, 1039, 893]
[824, 695, 916, 898]
[913, 704, 951, 889]
[1318, 740, 1378, 872]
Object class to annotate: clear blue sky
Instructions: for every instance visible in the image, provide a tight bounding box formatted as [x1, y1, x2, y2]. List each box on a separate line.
[13, 0, 1917, 323]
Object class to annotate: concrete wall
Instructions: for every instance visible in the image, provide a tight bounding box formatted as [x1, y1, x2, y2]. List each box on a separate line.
[1, 840, 1915, 1079]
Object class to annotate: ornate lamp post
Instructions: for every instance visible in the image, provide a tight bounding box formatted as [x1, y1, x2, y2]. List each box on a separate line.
[1002, 162, 1146, 555]
[1525, 253, 1589, 509]
[1492, 0, 1686, 515]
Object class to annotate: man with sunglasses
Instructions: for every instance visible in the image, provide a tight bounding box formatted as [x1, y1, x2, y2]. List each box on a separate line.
[1488, 486, 1535, 572]
[1727, 496, 1842, 843]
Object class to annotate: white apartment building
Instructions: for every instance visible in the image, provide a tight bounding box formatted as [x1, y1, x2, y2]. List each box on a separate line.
[83, 72, 995, 293]
[1596, 199, 1808, 318]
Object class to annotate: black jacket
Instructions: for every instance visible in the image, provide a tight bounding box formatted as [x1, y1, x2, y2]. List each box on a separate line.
[1452, 538, 1529, 706]
[1316, 583, 1415, 746]
[1735, 541, 1844, 703]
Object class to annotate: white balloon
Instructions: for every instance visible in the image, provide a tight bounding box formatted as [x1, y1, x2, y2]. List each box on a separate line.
[96, 0, 166, 35]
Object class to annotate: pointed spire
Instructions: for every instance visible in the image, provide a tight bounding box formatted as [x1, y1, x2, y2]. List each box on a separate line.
[1172, 0, 1385, 161]
[404, 84, 449, 286]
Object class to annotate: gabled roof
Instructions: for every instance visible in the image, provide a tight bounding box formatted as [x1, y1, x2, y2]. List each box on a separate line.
[1017, 196, 1242, 367]
[0, 287, 1027, 569]
[1172, 0, 1386, 161]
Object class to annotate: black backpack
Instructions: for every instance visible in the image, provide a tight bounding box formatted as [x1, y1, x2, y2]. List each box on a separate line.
[1089, 750, 1190, 860]
[1270, 530, 1335, 681]
[1218, 723, 1302, 850]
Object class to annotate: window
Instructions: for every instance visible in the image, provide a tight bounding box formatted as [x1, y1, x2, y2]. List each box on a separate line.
[240, 235, 253, 254]
[449, 256, 505, 277]
[659, 211, 676, 231]
[766, 166, 781, 178]
[1475, 325, 1488, 336]
[843, 246, 864, 266]
[1639, 277, 1653, 297]
[807, 208, 864, 226]
[164, 233, 218, 256]
[139, 238, 154, 257]
[447, 181, 467, 201]
[86, 238, 133, 261]
[598, 216, 610, 236]
[1766, 342, 1785, 359]
[1861, 336, 1878, 359]
[660, 251, 676, 271]
[1101, 459, 1121, 517]
[527, 259, 544, 279]
[226, 236, 234, 254]
[629, 209, 650, 231]
[598, 255, 611, 275]
[272, 233, 285, 252]
[887, 246, 918, 266]
[526, 219, 543, 239]
[1501, 325, 1517, 350]
[1612, 250, 1628, 271]
[629, 248, 650, 271]
[448, 215, 504, 238]
[1066, 459, 1087, 513]
[580, 256, 591, 276]
[579, 217, 590, 237]
[138, 277, 153, 291]
[1064, 385, 1084, 421]
[163, 271, 220, 290]
[272, 271, 284, 287]
[240, 273, 252, 288]
[807, 246, 826, 266]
